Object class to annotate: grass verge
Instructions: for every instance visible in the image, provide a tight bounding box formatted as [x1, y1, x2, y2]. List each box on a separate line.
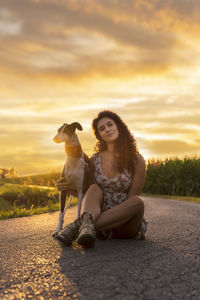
[142, 193, 200, 204]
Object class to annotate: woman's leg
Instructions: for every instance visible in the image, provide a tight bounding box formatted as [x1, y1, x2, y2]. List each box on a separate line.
[111, 215, 144, 238]
[81, 184, 144, 237]
[77, 184, 103, 246]
[80, 184, 103, 221]
[95, 195, 144, 233]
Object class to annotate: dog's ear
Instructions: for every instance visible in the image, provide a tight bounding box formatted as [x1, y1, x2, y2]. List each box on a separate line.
[70, 122, 83, 132]
[64, 122, 83, 137]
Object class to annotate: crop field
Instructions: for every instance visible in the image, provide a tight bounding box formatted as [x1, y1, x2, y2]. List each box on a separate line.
[143, 156, 200, 197]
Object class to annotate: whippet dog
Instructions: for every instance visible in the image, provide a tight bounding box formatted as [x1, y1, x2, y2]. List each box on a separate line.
[52, 122, 92, 237]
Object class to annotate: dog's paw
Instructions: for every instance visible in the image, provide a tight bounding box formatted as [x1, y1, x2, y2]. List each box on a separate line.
[52, 223, 63, 237]
[52, 230, 59, 237]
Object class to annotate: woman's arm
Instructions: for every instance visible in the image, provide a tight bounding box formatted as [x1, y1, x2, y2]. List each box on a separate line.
[127, 155, 146, 197]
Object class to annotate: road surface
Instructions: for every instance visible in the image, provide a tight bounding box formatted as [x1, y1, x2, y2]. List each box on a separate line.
[0, 197, 200, 299]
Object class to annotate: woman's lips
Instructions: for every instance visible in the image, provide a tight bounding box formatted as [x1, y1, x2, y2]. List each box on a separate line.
[106, 132, 114, 137]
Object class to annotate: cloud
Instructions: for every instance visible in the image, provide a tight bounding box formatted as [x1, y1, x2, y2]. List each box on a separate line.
[0, 0, 188, 84]
[3, 0, 175, 48]
[0, 18, 22, 36]
[0, 0, 200, 174]
[144, 139, 200, 157]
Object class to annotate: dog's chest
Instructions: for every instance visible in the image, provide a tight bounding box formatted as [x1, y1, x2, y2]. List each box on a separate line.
[63, 159, 84, 186]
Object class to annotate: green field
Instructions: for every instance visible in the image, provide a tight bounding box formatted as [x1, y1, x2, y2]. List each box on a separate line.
[0, 183, 77, 219]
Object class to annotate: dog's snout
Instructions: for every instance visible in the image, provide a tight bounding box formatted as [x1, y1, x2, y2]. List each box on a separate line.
[53, 136, 58, 143]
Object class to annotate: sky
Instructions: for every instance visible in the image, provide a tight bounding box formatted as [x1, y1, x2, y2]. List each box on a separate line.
[0, 0, 200, 176]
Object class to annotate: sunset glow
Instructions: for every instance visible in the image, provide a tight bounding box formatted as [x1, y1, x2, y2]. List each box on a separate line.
[0, 0, 200, 175]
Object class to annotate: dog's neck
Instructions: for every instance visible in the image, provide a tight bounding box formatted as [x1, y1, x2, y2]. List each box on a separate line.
[65, 144, 82, 158]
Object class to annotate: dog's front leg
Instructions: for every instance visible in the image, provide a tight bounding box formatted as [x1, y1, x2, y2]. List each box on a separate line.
[77, 188, 83, 219]
[52, 190, 67, 236]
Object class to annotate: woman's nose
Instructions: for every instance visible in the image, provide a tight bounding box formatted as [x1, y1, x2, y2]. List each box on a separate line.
[105, 126, 109, 132]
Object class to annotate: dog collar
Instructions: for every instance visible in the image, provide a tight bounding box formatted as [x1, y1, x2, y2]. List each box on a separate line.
[65, 145, 82, 158]
[80, 158, 89, 168]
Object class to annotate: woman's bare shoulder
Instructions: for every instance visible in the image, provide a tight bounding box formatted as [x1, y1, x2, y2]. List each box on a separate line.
[134, 154, 146, 169]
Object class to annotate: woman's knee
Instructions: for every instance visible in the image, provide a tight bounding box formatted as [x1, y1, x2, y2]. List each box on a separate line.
[81, 184, 103, 219]
[138, 196, 144, 211]
[83, 184, 103, 206]
[88, 183, 103, 196]
[129, 196, 144, 216]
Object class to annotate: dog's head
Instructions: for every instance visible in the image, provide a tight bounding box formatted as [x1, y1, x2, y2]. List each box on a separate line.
[53, 122, 83, 144]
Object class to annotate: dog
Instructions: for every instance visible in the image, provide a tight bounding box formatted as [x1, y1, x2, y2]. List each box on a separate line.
[52, 122, 93, 237]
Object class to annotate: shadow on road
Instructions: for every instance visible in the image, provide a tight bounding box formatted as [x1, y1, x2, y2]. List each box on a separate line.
[58, 238, 200, 299]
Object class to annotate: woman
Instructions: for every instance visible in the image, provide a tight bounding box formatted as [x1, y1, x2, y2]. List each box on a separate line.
[56, 110, 147, 248]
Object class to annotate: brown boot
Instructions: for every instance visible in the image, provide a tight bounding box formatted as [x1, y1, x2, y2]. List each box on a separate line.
[56, 218, 81, 246]
[77, 212, 96, 248]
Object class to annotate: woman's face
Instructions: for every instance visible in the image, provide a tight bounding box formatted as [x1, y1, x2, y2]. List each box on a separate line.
[97, 117, 119, 144]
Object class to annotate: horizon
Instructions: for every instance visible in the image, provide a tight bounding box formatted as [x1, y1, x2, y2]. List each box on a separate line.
[2, 153, 200, 177]
[0, 0, 200, 176]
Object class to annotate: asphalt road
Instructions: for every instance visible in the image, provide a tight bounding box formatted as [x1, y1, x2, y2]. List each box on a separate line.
[0, 197, 200, 300]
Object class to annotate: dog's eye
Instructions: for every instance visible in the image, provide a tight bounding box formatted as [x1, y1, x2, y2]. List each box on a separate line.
[63, 127, 70, 135]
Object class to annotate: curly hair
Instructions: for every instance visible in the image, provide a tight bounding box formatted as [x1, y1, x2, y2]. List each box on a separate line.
[92, 110, 139, 174]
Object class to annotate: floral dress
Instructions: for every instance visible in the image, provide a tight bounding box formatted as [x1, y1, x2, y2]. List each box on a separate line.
[90, 152, 132, 211]
[90, 152, 147, 239]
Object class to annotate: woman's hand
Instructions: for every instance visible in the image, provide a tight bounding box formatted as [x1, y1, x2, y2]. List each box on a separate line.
[56, 177, 77, 196]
